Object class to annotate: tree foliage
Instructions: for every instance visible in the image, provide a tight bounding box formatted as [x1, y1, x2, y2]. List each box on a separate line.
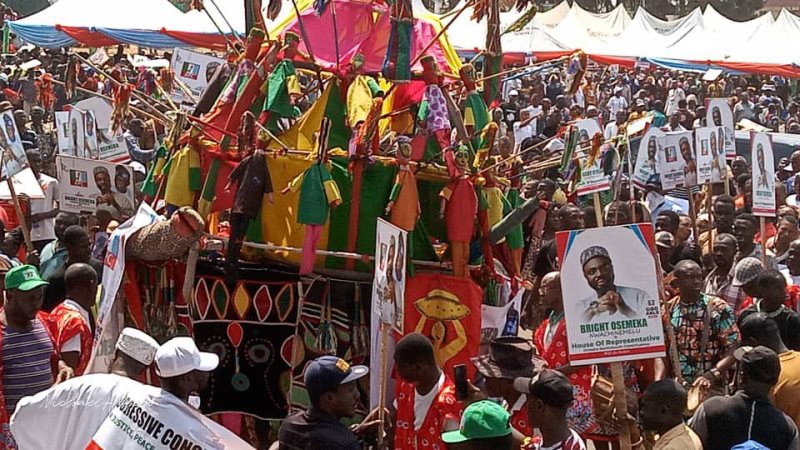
[542, 0, 766, 20]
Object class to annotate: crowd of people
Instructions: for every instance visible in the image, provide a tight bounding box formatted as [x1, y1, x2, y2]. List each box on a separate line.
[2, 2, 800, 446]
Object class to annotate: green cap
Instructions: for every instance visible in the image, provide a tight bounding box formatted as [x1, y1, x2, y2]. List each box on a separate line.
[441, 400, 512, 444]
[5, 265, 48, 291]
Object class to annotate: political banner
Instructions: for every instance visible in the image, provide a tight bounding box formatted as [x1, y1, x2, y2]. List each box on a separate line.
[706, 98, 736, 159]
[170, 48, 225, 105]
[87, 386, 254, 450]
[574, 118, 611, 196]
[69, 108, 86, 157]
[371, 218, 408, 333]
[0, 168, 45, 199]
[70, 98, 130, 162]
[480, 288, 523, 347]
[86, 203, 160, 375]
[57, 155, 135, 217]
[84, 110, 99, 159]
[660, 131, 695, 190]
[695, 127, 714, 184]
[751, 131, 776, 217]
[556, 223, 666, 366]
[632, 126, 663, 190]
[0, 110, 28, 180]
[55, 111, 71, 152]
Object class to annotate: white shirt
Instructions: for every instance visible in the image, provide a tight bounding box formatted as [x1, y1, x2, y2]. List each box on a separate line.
[513, 121, 534, 150]
[666, 88, 685, 116]
[414, 371, 445, 430]
[30, 173, 58, 242]
[607, 96, 628, 117]
[604, 122, 620, 140]
[60, 300, 91, 354]
[781, 268, 800, 286]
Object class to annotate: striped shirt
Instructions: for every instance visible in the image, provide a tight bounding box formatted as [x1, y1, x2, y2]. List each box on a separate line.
[2, 319, 54, 414]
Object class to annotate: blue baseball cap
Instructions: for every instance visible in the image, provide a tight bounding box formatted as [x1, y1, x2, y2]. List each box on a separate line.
[304, 356, 368, 401]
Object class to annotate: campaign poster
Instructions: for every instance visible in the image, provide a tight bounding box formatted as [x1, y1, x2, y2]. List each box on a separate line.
[0, 110, 29, 180]
[751, 131, 776, 217]
[55, 111, 71, 153]
[706, 98, 735, 159]
[86, 203, 160, 374]
[84, 110, 99, 159]
[556, 223, 666, 366]
[71, 98, 130, 162]
[574, 118, 611, 196]
[632, 126, 663, 190]
[711, 126, 727, 183]
[57, 155, 135, 217]
[695, 127, 713, 184]
[69, 108, 86, 158]
[371, 218, 407, 334]
[170, 48, 225, 105]
[660, 131, 695, 190]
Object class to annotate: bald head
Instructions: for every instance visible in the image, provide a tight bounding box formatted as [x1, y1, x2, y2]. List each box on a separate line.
[64, 262, 99, 308]
[674, 259, 700, 275]
[641, 379, 687, 434]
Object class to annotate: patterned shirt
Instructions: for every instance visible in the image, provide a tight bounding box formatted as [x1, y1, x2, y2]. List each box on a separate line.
[667, 295, 740, 384]
[703, 266, 748, 315]
[2, 319, 54, 414]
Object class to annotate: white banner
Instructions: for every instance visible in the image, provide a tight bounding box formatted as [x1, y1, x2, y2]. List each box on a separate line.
[632, 126, 663, 190]
[64, 98, 130, 162]
[751, 131, 776, 217]
[170, 48, 225, 105]
[706, 98, 736, 159]
[557, 224, 666, 366]
[574, 118, 611, 196]
[0, 109, 29, 180]
[660, 130, 695, 190]
[480, 289, 524, 346]
[57, 155, 135, 217]
[371, 218, 408, 334]
[86, 203, 160, 374]
[84, 110, 100, 159]
[88, 385, 254, 450]
[55, 111, 71, 153]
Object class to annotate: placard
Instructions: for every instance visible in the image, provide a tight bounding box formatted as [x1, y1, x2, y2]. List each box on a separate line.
[0, 110, 29, 180]
[632, 126, 663, 190]
[695, 127, 713, 184]
[371, 218, 408, 333]
[660, 131, 695, 190]
[711, 126, 727, 183]
[170, 48, 225, 105]
[751, 131, 776, 217]
[69, 108, 86, 157]
[574, 118, 611, 196]
[706, 98, 735, 159]
[84, 110, 99, 159]
[54, 111, 70, 152]
[556, 223, 666, 366]
[64, 98, 129, 162]
[57, 155, 135, 217]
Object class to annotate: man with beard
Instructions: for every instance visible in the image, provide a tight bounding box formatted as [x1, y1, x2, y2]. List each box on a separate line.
[94, 166, 132, 219]
[781, 239, 800, 286]
[577, 245, 650, 322]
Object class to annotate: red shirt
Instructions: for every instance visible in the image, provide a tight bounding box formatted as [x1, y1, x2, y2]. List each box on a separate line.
[394, 375, 462, 450]
[48, 302, 92, 376]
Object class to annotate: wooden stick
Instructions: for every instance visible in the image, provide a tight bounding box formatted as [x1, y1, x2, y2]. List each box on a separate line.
[6, 177, 32, 251]
[476, 55, 568, 84]
[286, 279, 310, 412]
[51, 79, 169, 125]
[240, 240, 449, 268]
[687, 186, 700, 249]
[173, 77, 199, 104]
[376, 323, 389, 448]
[207, 0, 245, 44]
[760, 217, 768, 266]
[611, 362, 633, 450]
[593, 192, 604, 227]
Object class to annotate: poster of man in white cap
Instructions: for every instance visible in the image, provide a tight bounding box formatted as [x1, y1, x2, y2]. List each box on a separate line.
[695, 127, 714, 184]
[0, 110, 29, 179]
[574, 118, 610, 196]
[633, 126, 663, 190]
[69, 108, 86, 158]
[751, 131, 776, 217]
[659, 131, 695, 190]
[372, 218, 407, 333]
[84, 110, 99, 159]
[707, 98, 735, 159]
[556, 224, 665, 366]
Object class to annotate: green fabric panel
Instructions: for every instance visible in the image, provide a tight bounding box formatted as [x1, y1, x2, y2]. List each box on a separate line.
[394, 22, 413, 81]
[264, 60, 297, 118]
[482, 55, 502, 105]
[325, 158, 444, 271]
[323, 82, 351, 150]
[245, 212, 263, 242]
[200, 157, 221, 202]
[141, 145, 167, 197]
[415, 176, 447, 241]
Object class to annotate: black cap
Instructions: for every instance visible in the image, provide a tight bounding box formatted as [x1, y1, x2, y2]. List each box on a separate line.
[514, 369, 574, 408]
[734, 345, 781, 385]
[304, 356, 368, 402]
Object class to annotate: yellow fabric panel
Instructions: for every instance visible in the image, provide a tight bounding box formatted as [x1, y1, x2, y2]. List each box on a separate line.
[347, 75, 375, 126]
[266, 80, 335, 152]
[259, 156, 328, 265]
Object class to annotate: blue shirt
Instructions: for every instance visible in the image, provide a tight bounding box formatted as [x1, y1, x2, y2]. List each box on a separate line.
[2, 319, 54, 414]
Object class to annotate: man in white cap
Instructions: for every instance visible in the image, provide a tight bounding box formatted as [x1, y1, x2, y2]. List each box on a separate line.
[154, 336, 219, 404]
[10, 328, 160, 450]
[111, 327, 160, 379]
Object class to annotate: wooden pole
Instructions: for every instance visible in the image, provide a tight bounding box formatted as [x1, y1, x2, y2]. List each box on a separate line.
[687, 187, 700, 249]
[376, 322, 390, 448]
[50, 79, 169, 125]
[286, 280, 310, 412]
[6, 177, 33, 251]
[593, 191, 632, 450]
[760, 217, 768, 266]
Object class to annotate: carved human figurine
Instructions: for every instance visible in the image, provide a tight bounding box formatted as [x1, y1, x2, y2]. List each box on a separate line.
[416, 55, 451, 154]
[440, 145, 477, 278]
[385, 136, 420, 232]
[459, 64, 489, 150]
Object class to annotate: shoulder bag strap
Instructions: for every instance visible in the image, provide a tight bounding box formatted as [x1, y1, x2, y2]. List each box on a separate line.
[699, 296, 713, 374]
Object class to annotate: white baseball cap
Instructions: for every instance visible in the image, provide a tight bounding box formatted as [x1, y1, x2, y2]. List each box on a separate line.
[115, 327, 160, 366]
[155, 336, 219, 378]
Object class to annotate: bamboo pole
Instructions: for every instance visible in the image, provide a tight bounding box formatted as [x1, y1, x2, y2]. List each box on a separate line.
[50, 79, 170, 125]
